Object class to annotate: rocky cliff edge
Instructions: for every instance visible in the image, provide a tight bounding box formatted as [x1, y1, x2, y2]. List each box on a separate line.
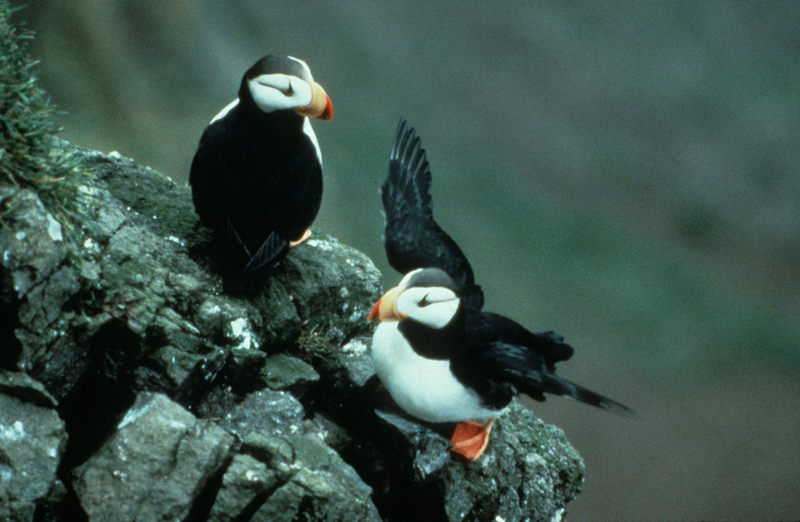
[0, 143, 584, 522]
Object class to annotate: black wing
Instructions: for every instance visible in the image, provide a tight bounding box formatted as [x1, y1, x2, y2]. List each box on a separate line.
[481, 341, 632, 414]
[466, 312, 632, 414]
[381, 119, 484, 310]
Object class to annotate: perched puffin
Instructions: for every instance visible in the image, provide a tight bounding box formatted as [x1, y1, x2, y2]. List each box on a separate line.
[190, 55, 333, 294]
[368, 120, 631, 460]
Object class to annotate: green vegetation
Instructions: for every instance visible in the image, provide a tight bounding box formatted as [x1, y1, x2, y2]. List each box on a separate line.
[0, 1, 90, 234]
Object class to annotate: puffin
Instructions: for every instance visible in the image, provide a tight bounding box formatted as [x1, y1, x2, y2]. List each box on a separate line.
[190, 55, 333, 294]
[368, 120, 631, 460]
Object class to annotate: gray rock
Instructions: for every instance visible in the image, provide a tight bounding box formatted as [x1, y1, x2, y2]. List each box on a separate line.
[277, 234, 383, 343]
[261, 353, 320, 390]
[438, 402, 584, 522]
[326, 387, 584, 521]
[0, 369, 59, 408]
[220, 388, 306, 440]
[212, 390, 382, 521]
[248, 434, 381, 522]
[0, 188, 70, 299]
[374, 410, 452, 478]
[73, 392, 234, 521]
[207, 453, 279, 522]
[338, 336, 376, 387]
[0, 371, 66, 522]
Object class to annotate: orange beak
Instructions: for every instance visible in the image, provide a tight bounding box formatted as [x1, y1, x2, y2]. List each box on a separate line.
[295, 81, 333, 120]
[367, 286, 406, 322]
[319, 93, 334, 120]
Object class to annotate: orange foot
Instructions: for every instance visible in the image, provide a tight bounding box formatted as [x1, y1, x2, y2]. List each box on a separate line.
[449, 419, 495, 461]
[288, 229, 312, 248]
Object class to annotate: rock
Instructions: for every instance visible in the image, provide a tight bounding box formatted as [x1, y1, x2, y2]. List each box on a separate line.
[0, 371, 67, 522]
[0, 144, 585, 521]
[207, 454, 279, 522]
[211, 387, 382, 521]
[437, 403, 584, 522]
[73, 392, 235, 521]
[305, 371, 584, 522]
[246, 433, 381, 522]
[374, 410, 452, 477]
[220, 388, 306, 440]
[0, 189, 70, 300]
[261, 353, 320, 390]
[279, 235, 383, 343]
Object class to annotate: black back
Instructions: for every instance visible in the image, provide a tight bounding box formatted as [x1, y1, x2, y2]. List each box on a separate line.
[189, 55, 323, 294]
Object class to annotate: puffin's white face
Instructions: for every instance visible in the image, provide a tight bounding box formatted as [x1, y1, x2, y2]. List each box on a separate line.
[369, 268, 461, 330]
[395, 285, 460, 329]
[248, 56, 332, 120]
[248, 73, 315, 113]
[211, 55, 332, 125]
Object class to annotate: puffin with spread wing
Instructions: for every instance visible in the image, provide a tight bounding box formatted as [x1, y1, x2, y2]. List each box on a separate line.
[368, 120, 631, 460]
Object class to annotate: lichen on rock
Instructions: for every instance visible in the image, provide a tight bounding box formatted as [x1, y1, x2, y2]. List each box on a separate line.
[0, 370, 67, 521]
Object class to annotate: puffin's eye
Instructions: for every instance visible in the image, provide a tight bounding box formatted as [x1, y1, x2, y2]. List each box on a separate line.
[282, 80, 294, 96]
[415, 288, 456, 308]
[396, 286, 460, 329]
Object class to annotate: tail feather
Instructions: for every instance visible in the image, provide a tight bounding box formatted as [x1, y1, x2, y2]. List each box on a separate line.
[219, 221, 288, 295]
[538, 373, 634, 416]
[244, 231, 287, 275]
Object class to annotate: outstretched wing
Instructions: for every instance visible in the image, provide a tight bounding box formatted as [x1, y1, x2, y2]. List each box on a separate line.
[381, 119, 483, 310]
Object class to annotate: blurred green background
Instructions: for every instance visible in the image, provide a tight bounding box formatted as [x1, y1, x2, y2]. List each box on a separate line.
[13, 1, 800, 520]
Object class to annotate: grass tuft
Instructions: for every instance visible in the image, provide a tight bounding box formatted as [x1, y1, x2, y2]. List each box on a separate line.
[0, 1, 93, 235]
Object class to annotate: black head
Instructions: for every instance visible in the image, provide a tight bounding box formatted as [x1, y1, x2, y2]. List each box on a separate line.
[244, 55, 314, 84]
[403, 267, 460, 295]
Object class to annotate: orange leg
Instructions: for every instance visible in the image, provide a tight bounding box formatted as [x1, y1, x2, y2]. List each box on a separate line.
[288, 229, 312, 248]
[449, 419, 495, 461]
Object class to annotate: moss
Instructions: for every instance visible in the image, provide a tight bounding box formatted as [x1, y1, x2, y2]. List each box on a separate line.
[297, 323, 337, 358]
[0, 1, 92, 235]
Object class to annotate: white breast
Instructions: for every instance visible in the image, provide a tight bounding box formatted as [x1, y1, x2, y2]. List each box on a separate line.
[370, 322, 500, 423]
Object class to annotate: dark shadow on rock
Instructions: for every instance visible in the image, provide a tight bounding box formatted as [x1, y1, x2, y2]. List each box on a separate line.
[57, 319, 140, 470]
